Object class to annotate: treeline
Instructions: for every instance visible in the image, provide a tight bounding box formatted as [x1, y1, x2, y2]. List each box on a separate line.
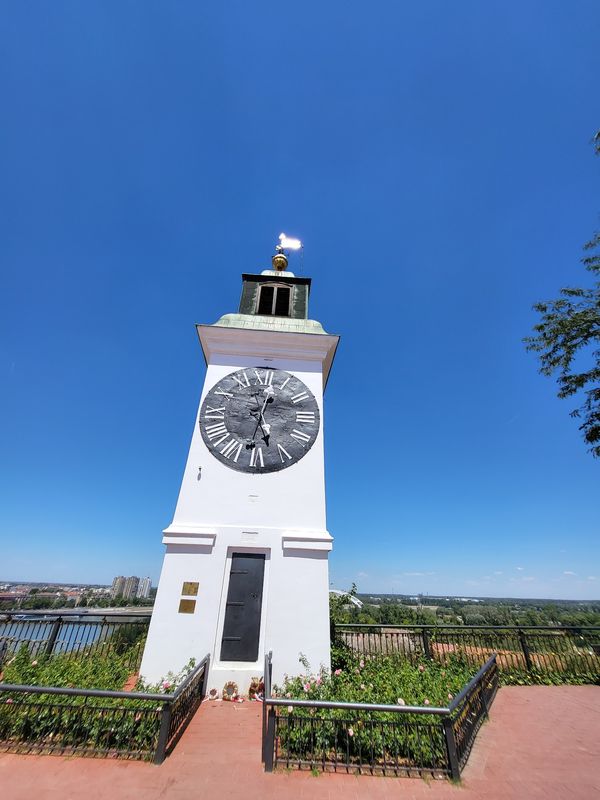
[79, 595, 154, 608]
[331, 591, 600, 627]
[0, 593, 154, 611]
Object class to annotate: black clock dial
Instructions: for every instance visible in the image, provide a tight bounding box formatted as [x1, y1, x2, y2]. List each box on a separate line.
[199, 367, 320, 473]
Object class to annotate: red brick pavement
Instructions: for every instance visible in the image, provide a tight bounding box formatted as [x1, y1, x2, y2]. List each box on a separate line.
[1, 685, 598, 800]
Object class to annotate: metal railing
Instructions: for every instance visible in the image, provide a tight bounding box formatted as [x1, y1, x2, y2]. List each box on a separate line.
[156, 654, 211, 762]
[261, 650, 273, 764]
[332, 624, 600, 679]
[447, 655, 499, 773]
[0, 611, 151, 672]
[0, 653, 209, 763]
[262, 653, 498, 779]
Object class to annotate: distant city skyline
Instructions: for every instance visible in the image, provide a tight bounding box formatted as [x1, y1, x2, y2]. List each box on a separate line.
[0, 577, 596, 607]
[111, 575, 152, 600]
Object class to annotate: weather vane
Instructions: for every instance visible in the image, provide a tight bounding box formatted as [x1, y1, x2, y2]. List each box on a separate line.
[277, 232, 302, 252]
[272, 232, 302, 271]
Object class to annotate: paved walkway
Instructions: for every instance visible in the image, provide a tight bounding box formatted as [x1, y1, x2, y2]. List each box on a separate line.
[1, 685, 599, 800]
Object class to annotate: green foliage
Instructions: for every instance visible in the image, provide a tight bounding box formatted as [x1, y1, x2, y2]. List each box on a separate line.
[278, 651, 473, 708]
[109, 624, 147, 656]
[524, 131, 600, 457]
[0, 694, 162, 758]
[328, 583, 359, 625]
[0, 646, 196, 758]
[343, 595, 600, 627]
[330, 588, 439, 627]
[135, 658, 197, 694]
[273, 652, 474, 770]
[2, 645, 132, 690]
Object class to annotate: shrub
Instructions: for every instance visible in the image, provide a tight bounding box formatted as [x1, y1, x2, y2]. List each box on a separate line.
[272, 652, 475, 770]
[0, 646, 197, 758]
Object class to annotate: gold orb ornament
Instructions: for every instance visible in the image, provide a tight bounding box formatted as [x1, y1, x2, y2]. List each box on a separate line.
[271, 252, 289, 271]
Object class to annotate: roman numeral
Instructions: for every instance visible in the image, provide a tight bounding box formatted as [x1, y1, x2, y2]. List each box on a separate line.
[215, 389, 233, 398]
[220, 439, 242, 462]
[291, 391, 309, 404]
[253, 369, 273, 386]
[277, 443, 292, 462]
[205, 422, 229, 446]
[232, 372, 250, 389]
[249, 447, 264, 468]
[296, 411, 315, 424]
[290, 429, 311, 446]
[205, 406, 225, 419]
[278, 376, 291, 390]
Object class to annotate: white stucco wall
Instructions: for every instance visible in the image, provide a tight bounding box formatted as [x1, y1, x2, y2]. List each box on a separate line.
[140, 528, 331, 688]
[172, 356, 327, 532]
[140, 326, 337, 691]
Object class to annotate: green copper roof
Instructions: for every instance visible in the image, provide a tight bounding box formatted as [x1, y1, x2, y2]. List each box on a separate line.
[212, 313, 328, 335]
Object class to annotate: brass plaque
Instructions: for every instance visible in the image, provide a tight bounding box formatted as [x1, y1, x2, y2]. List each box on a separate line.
[178, 599, 196, 614]
[181, 581, 199, 597]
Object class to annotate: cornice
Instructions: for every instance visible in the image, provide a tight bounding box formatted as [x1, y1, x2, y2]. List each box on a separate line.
[196, 324, 339, 387]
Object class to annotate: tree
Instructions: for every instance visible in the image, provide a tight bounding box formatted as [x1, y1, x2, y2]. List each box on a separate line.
[525, 132, 600, 457]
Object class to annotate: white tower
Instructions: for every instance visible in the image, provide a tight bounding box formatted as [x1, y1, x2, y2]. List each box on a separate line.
[140, 240, 339, 691]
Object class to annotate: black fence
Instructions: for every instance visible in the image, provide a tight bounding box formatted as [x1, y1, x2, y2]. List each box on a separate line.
[0, 611, 151, 672]
[332, 624, 600, 679]
[0, 654, 209, 763]
[262, 653, 498, 779]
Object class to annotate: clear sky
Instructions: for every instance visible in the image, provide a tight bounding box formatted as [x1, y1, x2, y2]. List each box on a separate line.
[1, 2, 599, 600]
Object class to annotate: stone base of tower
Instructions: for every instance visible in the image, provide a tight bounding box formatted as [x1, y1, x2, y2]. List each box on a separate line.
[140, 524, 332, 693]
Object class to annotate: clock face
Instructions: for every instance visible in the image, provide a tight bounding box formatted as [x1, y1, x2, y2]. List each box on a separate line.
[199, 367, 320, 473]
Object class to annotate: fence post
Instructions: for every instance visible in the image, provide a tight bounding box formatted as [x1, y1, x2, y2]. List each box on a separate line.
[154, 701, 172, 765]
[264, 706, 276, 772]
[200, 655, 211, 699]
[261, 668, 267, 762]
[442, 716, 460, 780]
[44, 617, 62, 656]
[262, 652, 272, 764]
[479, 679, 489, 718]
[518, 629, 533, 672]
[422, 628, 432, 659]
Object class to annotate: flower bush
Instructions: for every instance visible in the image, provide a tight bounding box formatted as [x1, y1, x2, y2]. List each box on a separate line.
[135, 658, 197, 695]
[276, 651, 472, 707]
[2, 644, 133, 691]
[271, 651, 477, 771]
[0, 646, 198, 759]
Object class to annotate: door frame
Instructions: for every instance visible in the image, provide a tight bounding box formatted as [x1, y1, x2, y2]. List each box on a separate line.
[213, 546, 271, 670]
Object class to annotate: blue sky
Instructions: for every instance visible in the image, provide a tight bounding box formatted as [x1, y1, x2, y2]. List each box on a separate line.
[1, 2, 599, 600]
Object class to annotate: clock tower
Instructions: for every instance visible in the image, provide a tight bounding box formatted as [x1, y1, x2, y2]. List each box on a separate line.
[140, 239, 339, 691]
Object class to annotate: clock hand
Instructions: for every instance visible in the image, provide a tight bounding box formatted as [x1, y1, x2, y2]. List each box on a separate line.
[246, 417, 270, 449]
[250, 386, 274, 443]
[257, 417, 271, 445]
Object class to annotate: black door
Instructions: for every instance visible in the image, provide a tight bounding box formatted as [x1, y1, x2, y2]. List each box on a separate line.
[220, 553, 265, 662]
